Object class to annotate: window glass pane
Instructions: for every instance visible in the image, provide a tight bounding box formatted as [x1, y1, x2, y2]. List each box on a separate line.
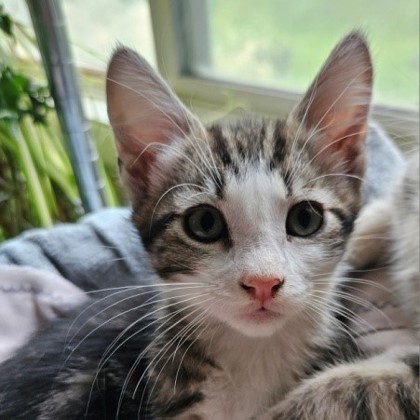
[2, 0, 155, 72]
[209, 0, 419, 108]
[62, 0, 155, 72]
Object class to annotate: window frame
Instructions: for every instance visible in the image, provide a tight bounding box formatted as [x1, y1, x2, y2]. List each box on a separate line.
[149, 0, 419, 146]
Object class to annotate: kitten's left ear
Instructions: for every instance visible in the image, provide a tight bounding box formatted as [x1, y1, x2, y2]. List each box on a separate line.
[289, 31, 373, 175]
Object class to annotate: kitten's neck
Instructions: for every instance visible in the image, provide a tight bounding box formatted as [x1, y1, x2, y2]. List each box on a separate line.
[193, 307, 336, 416]
[201, 306, 334, 387]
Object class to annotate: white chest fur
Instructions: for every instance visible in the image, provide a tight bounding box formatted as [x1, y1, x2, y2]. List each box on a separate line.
[184, 314, 328, 420]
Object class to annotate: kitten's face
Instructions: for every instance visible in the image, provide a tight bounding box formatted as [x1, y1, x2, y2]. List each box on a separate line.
[107, 32, 372, 337]
[132, 120, 361, 337]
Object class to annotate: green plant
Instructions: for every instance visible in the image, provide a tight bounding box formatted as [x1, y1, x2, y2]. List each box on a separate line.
[0, 4, 122, 241]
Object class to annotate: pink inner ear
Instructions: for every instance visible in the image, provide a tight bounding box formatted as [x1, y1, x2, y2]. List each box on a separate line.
[309, 103, 370, 175]
[106, 47, 203, 193]
[114, 129, 155, 185]
[321, 119, 368, 174]
[291, 32, 373, 175]
[114, 116, 190, 186]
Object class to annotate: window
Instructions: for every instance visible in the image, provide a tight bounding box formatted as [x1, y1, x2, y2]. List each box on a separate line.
[62, 0, 156, 72]
[62, 0, 156, 123]
[208, 0, 418, 109]
[150, 0, 419, 147]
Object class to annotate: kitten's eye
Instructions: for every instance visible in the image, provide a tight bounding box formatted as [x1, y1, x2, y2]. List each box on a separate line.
[184, 206, 227, 243]
[286, 201, 323, 237]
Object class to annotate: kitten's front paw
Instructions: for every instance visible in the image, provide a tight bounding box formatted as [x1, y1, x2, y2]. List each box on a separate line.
[262, 350, 419, 420]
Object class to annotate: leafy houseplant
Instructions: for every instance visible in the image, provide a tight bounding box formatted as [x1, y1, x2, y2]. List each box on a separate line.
[0, 5, 122, 241]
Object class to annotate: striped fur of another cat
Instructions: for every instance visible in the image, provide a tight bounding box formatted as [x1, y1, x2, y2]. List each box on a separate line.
[390, 156, 419, 334]
[260, 154, 419, 420]
[0, 32, 417, 419]
[347, 154, 419, 335]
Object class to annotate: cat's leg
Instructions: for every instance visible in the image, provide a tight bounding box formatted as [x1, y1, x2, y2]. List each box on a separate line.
[260, 346, 419, 420]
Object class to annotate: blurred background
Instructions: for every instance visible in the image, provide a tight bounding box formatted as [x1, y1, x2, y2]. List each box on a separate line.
[0, 0, 418, 240]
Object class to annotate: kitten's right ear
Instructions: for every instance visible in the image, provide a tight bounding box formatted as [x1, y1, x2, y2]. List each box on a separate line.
[106, 48, 202, 198]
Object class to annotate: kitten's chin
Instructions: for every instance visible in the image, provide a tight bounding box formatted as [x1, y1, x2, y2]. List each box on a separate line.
[227, 309, 287, 338]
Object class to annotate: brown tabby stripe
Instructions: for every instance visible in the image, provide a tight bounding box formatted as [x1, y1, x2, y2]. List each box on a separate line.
[329, 208, 355, 234]
[396, 382, 419, 420]
[142, 212, 178, 249]
[271, 120, 287, 166]
[347, 383, 372, 420]
[235, 136, 247, 160]
[158, 265, 195, 278]
[283, 170, 293, 196]
[403, 353, 419, 377]
[208, 125, 233, 168]
[214, 170, 226, 198]
[159, 392, 204, 417]
[259, 124, 266, 149]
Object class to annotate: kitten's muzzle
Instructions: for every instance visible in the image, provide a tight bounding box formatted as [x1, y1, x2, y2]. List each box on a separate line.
[240, 276, 283, 305]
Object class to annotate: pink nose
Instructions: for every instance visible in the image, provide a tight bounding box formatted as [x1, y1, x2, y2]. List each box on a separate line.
[240, 276, 283, 304]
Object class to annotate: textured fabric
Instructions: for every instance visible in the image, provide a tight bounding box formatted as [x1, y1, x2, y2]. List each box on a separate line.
[0, 266, 87, 363]
[0, 208, 153, 291]
[0, 208, 155, 362]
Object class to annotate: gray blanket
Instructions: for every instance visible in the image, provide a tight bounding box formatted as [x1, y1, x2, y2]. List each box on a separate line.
[0, 208, 153, 291]
[0, 208, 154, 362]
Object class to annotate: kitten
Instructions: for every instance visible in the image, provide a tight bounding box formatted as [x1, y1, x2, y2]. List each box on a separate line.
[108, 30, 370, 418]
[0, 32, 416, 419]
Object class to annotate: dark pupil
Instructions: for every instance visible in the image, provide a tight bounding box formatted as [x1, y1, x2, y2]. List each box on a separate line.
[298, 208, 311, 229]
[200, 211, 215, 232]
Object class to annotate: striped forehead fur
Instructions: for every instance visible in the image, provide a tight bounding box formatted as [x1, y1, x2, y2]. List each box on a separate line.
[137, 117, 360, 202]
